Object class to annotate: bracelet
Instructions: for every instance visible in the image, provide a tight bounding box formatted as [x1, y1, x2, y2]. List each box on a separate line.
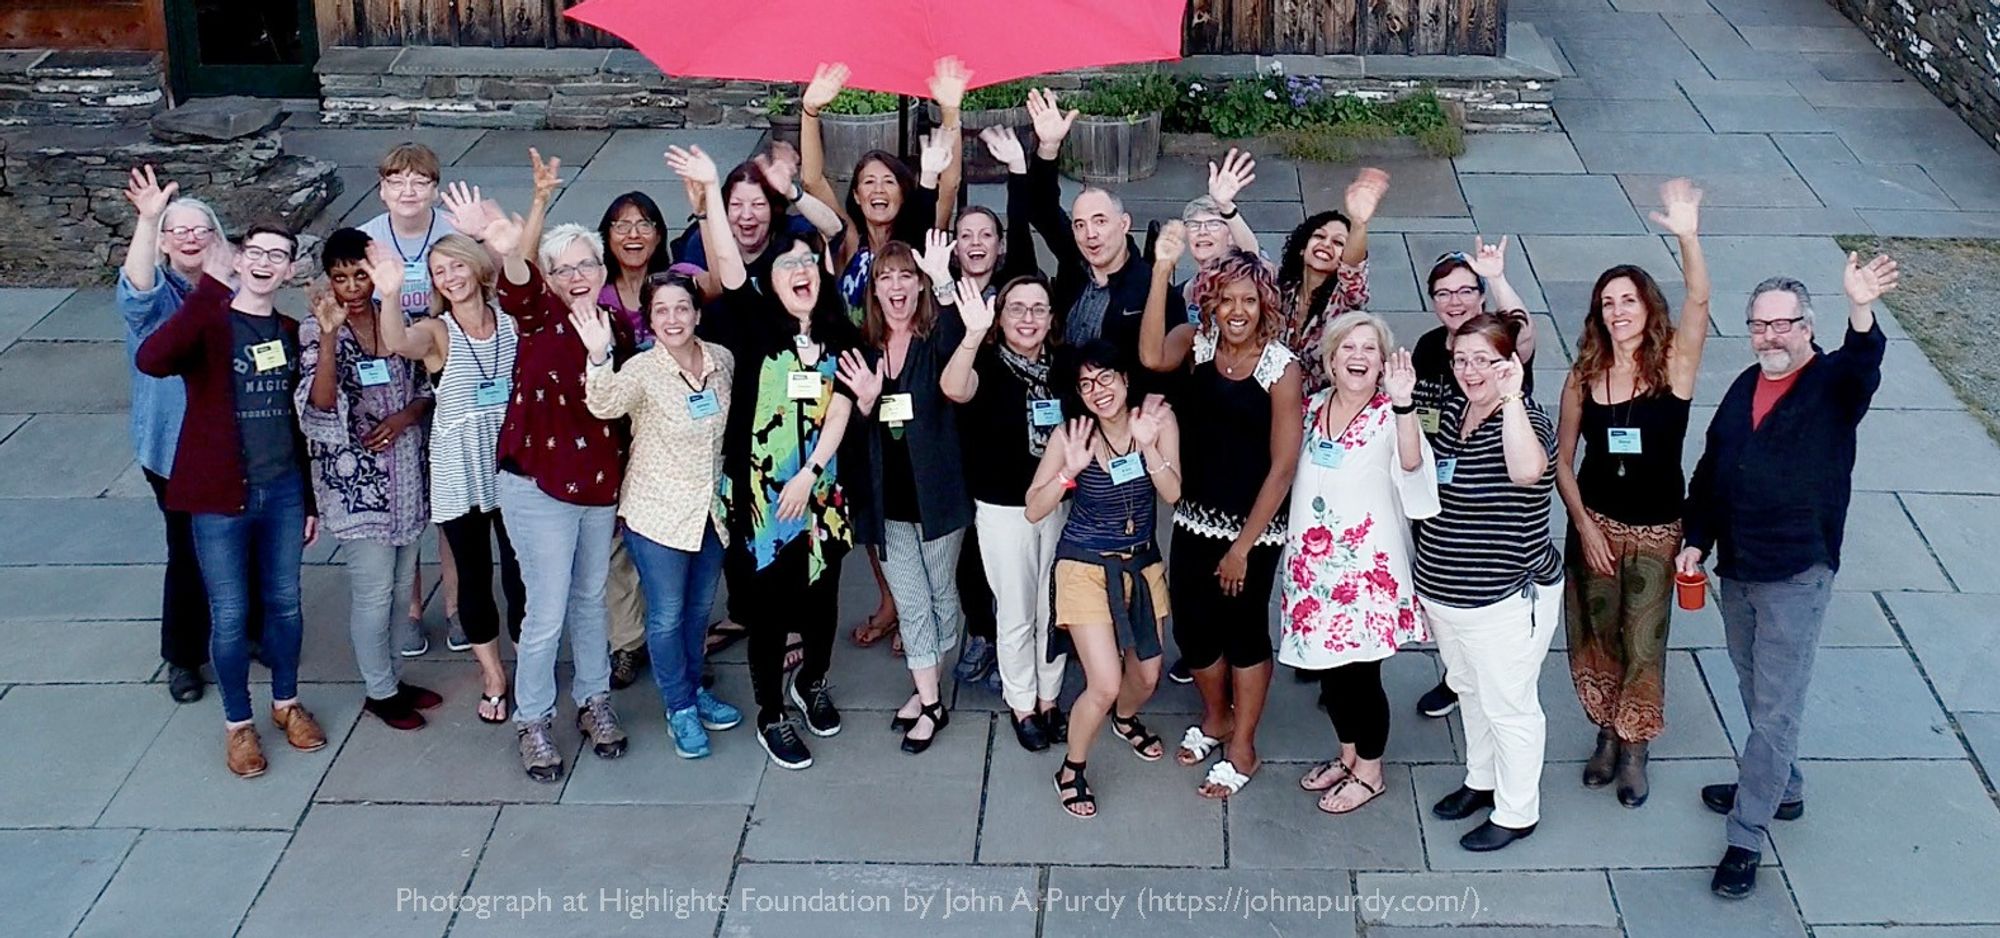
[788, 183, 804, 202]
[1219, 205, 1240, 220]
[1392, 401, 1416, 414]
[1148, 460, 1174, 475]
[1497, 393, 1521, 406]
[805, 461, 824, 477]
[688, 212, 707, 222]
[802, 106, 821, 119]
[1058, 474, 1077, 491]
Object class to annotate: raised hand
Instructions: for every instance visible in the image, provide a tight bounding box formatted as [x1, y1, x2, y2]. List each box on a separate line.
[363, 240, 404, 300]
[917, 129, 953, 179]
[481, 212, 526, 259]
[665, 145, 720, 188]
[441, 182, 496, 236]
[755, 143, 799, 197]
[1026, 88, 1078, 150]
[308, 278, 348, 335]
[1649, 177, 1702, 238]
[979, 125, 1026, 173]
[1843, 252, 1899, 307]
[1206, 148, 1256, 211]
[917, 229, 956, 284]
[1059, 417, 1094, 476]
[1384, 348, 1417, 404]
[1468, 234, 1509, 280]
[568, 299, 614, 364]
[1343, 167, 1390, 227]
[1153, 219, 1187, 270]
[125, 165, 178, 220]
[682, 177, 705, 215]
[1130, 394, 1171, 449]
[928, 56, 971, 111]
[836, 349, 884, 410]
[202, 237, 239, 284]
[1492, 353, 1526, 399]
[801, 62, 850, 115]
[954, 277, 995, 333]
[529, 147, 565, 203]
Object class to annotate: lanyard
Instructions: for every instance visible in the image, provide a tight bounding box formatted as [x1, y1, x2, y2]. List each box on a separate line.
[387, 210, 437, 266]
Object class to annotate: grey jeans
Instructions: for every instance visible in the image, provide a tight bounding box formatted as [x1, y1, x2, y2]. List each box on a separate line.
[498, 471, 616, 725]
[343, 538, 421, 701]
[1718, 564, 1833, 852]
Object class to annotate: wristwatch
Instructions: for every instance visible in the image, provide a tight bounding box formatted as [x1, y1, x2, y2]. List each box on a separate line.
[805, 461, 825, 478]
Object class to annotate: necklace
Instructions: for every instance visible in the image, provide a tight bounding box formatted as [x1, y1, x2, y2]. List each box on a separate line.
[1097, 422, 1142, 537]
[1218, 341, 1260, 378]
[1603, 372, 1638, 479]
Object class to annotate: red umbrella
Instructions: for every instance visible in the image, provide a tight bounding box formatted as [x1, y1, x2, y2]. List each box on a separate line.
[565, 0, 1188, 97]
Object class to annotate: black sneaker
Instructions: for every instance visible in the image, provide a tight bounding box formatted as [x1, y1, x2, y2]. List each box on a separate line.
[788, 676, 842, 737]
[757, 719, 814, 770]
[167, 664, 205, 703]
[1167, 658, 1193, 685]
[1711, 846, 1760, 899]
[1418, 679, 1459, 718]
[1037, 706, 1069, 744]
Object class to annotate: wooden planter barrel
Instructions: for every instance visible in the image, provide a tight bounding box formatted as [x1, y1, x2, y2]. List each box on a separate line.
[819, 111, 903, 180]
[929, 104, 1029, 184]
[1058, 112, 1163, 184]
[765, 113, 801, 153]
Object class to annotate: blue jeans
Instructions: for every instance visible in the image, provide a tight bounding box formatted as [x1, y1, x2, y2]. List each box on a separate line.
[497, 471, 616, 725]
[624, 523, 724, 714]
[191, 473, 307, 723]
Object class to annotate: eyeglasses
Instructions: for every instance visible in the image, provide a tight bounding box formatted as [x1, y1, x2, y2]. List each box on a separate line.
[609, 220, 658, 236]
[1002, 303, 1053, 320]
[382, 176, 437, 193]
[1184, 219, 1229, 233]
[549, 259, 605, 280]
[1431, 286, 1483, 302]
[164, 225, 214, 240]
[1450, 355, 1502, 371]
[1745, 316, 1807, 335]
[772, 253, 821, 272]
[1078, 370, 1123, 392]
[240, 246, 293, 264]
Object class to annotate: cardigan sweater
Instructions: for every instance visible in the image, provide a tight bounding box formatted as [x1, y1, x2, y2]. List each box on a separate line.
[135, 273, 316, 516]
[1683, 323, 1885, 582]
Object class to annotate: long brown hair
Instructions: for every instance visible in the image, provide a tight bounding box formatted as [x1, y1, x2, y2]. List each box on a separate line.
[1573, 264, 1674, 395]
[861, 240, 937, 348]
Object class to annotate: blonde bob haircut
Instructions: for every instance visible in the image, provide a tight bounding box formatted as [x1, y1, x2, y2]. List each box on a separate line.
[1317, 310, 1397, 384]
[425, 234, 498, 318]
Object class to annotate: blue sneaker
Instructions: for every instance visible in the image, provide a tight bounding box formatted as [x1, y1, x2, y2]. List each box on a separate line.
[694, 689, 742, 731]
[954, 637, 996, 683]
[668, 706, 711, 759]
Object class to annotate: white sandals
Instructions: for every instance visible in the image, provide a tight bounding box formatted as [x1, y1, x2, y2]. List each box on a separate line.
[1201, 759, 1254, 798]
[1177, 725, 1222, 764]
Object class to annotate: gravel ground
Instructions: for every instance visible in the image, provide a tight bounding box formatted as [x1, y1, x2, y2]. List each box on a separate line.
[1837, 236, 2000, 445]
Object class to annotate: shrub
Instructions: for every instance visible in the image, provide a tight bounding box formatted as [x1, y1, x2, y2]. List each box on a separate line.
[1067, 72, 1180, 120]
[822, 88, 900, 116]
[961, 79, 1035, 111]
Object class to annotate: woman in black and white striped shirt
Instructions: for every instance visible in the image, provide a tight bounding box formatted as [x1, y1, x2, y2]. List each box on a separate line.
[1413, 311, 1562, 854]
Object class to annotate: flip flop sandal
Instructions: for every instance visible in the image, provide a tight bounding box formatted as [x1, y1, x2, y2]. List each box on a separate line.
[705, 619, 750, 654]
[476, 692, 510, 725]
[1176, 725, 1224, 766]
[1053, 759, 1096, 820]
[1317, 774, 1386, 815]
[782, 636, 805, 673]
[890, 631, 905, 658]
[1200, 759, 1255, 798]
[851, 612, 899, 648]
[1300, 759, 1353, 792]
[1110, 712, 1164, 762]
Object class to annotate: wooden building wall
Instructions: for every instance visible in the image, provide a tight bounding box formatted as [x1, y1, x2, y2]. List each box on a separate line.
[314, 0, 611, 49]
[0, 0, 167, 50]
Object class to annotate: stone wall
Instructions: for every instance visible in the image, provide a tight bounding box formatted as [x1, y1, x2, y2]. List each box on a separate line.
[0, 50, 166, 126]
[1827, 0, 2000, 149]
[0, 110, 340, 285]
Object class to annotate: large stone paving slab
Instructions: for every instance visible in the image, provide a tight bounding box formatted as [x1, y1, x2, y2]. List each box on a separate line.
[1820, 107, 2000, 165]
[1685, 92, 1833, 133]
[1299, 156, 1466, 217]
[0, 287, 71, 351]
[455, 129, 611, 168]
[0, 829, 137, 938]
[1610, 867, 1810, 938]
[1568, 131, 1792, 176]
[1519, 234, 1677, 284]
[1792, 160, 1956, 211]
[1259, 650, 1457, 763]
[575, 128, 767, 182]
[1618, 171, 1824, 209]
[1042, 867, 1360, 937]
[1699, 646, 1958, 759]
[0, 683, 173, 826]
[1229, 763, 1429, 870]
[99, 689, 361, 830]
[1830, 492, 1952, 592]
[1882, 592, 2000, 713]
[456, 804, 744, 937]
[238, 803, 497, 938]
[22, 287, 123, 340]
[1555, 96, 1712, 134]
[1412, 758, 1758, 870]
[0, 498, 162, 565]
[281, 127, 485, 168]
[0, 414, 134, 497]
[1772, 760, 2000, 926]
[1452, 133, 1587, 174]
[0, 564, 165, 620]
[0, 620, 163, 683]
[0, 341, 131, 413]
[1854, 411, 2000, 493]
[743, 713, 987, 863]
[1357, 870, 1616, 927]
[978, 719, 1224, 866]
[1898, 494, 2000, 590]
[73, 829, 289, 938]
[1540, 652, 1734, 761]
[1958, 712, 2000, 778]
[1687, 235, 1852, 298]
[561, 665, 767, 804]
[1460, 173, 1645, 235]
[721, 863, 1039, 938]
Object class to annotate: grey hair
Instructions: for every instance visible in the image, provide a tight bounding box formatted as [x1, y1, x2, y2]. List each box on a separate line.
[1747, 276, 1815, 326]
[538, 223, 604, 271]
[1074, 186, 1124, 217]
[156, 196, 226, 248]
[1182, 195, 1223, 221]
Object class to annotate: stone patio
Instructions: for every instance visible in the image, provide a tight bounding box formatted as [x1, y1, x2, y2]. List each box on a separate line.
[4, 0, 1999, 934]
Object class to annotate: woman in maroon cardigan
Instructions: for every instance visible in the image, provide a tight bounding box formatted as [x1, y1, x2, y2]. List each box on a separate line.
[135, 223, 325, 780]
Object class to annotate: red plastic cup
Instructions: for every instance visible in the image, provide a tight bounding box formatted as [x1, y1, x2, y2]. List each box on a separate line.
[1675, 570, 1708, 611]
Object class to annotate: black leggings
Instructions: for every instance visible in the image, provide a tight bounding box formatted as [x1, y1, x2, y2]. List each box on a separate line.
[1314, 659, 1390, 761]
[1168, 528, 1279, 670]
[730, 537, 847, 727]
[959, 520, 997, 641]
[437, 507, 524, 646]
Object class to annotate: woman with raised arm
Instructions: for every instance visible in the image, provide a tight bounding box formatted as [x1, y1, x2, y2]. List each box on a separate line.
[679, 143, 846, 301]
[1275, 168, 1387, 396]
[1556, 179, 1710, 808]
[1024, 341, 1182, 819]
[1136, 225, 1302, 800]
[681, 144, 869, 772]
[369, 232, 523, 729]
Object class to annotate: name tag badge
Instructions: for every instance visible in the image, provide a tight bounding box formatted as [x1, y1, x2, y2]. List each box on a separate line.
[1418, 407, 1441, 436]
[1107, 452, 1145, 485]
[1185, 300, 1202, 326]
[355, 358, 391, 387]
[878, 392, 915, 424]
[402, 260, 426, 284]
[249, 339, 287, 373]
[1029, 398, 1063, 427]
[786, 370, 823, 401]
[686, 388, 720, 419]
[1436, 457, 1457, 485]
[1310, 438, 1344, 469]
[474, 377, 510, 408]
[1606, 427, 1643, 454]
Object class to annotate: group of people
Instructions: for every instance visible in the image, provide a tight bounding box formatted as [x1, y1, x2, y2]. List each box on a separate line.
[117, 59, 1897, 900]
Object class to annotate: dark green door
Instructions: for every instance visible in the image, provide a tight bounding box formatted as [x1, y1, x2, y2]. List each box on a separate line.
[166, 0, 319, 98]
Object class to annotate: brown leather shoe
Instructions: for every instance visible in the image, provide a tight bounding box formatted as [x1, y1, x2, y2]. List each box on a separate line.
[226, 725, 268, 778]
[271, 703, 328, 752]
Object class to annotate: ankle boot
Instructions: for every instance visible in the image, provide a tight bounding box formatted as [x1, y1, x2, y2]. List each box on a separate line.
[1582, 728, 1619, 788]
[1616, 740, 1650, 807]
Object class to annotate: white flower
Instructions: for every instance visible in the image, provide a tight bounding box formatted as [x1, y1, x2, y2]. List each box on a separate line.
[1268, 61, 1285, 75]
[1190, 82, 1205, 92]
[1263, 89, 1277, 100]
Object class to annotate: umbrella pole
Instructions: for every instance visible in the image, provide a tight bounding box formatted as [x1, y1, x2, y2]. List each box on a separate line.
[897, 94, 911, 163]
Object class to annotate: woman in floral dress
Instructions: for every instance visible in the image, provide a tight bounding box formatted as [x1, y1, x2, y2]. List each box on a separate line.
[1279, 311, 1439, 815]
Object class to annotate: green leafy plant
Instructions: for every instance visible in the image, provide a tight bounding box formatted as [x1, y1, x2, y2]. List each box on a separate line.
[759, 88, 796, 117]
[961, 79, 1035, 112]
[1164, 77, 1464, 160]
[822, 88, 901, 116]
[1067, 72, 1180, 120]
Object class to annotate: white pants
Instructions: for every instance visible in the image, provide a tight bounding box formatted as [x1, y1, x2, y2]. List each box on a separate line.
[975, 500, 1068, 713]
[1424, 579, 1562, 829]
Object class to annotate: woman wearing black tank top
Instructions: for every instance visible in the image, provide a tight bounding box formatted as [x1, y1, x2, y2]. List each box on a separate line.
[1555, 178, 1711, 808]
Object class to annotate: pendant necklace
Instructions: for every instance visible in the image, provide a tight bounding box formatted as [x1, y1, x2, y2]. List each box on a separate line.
[1099, 424, 1140, 537]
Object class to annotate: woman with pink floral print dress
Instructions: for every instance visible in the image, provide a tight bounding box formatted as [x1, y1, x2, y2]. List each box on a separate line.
[1280, 311, 1439, 816]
